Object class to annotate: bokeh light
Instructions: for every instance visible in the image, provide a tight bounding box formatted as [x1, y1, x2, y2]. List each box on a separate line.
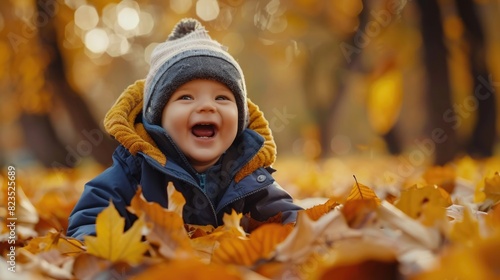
[84, 28, 109, 54]
[74, 5, 99, 31]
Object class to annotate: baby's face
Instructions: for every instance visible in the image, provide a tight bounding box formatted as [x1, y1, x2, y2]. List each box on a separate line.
[161, 79, 238, 173]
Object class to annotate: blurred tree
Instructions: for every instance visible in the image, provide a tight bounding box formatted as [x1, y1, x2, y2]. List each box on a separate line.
[416, 0, 496, 164]
[3, 0, 117, 167]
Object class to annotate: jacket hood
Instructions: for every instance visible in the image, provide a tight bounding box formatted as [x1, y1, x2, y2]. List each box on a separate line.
[103, 79, 276, 182]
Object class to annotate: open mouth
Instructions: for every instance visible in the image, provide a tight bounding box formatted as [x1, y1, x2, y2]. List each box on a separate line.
[191, 123, 217, 138]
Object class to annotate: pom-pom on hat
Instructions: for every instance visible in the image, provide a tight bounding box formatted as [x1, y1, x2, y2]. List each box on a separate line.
[143, 18, 248, 135]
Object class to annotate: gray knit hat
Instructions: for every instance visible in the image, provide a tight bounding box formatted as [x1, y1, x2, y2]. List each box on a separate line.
[143, 18, 248, 134]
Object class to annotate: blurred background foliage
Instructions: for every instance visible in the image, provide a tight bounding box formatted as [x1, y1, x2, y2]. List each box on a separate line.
[1, 0, 499, 170]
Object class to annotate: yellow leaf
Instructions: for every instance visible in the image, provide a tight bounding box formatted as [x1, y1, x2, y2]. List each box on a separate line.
[127, 188, 193, 259]
[214, 210, 246, 238]
[367, 69, 403, 134]
[483, 172, 500, 204]
[84, 201, 149, 264]
[394, 185, 452, 220]
[167, 181, 186, 217]
[212, 223, 293, 265]
[346, 180, 381, 205]
[449, 207, 481, 244]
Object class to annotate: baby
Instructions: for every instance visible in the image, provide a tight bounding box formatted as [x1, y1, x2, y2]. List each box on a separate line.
[67, 18, 302, 239]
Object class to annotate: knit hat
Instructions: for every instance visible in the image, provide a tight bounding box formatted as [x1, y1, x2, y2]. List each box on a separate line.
[143, 18, 248, 134]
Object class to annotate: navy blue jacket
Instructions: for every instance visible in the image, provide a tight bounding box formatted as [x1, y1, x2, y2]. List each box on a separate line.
[67, 80, 302, 239]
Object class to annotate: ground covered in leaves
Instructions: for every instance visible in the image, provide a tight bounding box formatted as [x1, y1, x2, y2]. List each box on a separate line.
[1, 155, 500, 279]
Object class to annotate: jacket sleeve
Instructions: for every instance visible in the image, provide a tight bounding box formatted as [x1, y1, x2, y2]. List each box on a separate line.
[66, 146, 140, 240]
[243, 172, 303, 224]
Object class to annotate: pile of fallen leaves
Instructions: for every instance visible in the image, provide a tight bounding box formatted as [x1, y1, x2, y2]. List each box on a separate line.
[1, 156, 500, 279]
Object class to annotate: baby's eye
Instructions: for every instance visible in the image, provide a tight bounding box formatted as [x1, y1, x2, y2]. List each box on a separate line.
[178, 95, 193, 100]
[215, 95, 230, 101]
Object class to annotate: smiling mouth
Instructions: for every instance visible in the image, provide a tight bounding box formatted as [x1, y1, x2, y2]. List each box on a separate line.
[192, 124, 216, 138]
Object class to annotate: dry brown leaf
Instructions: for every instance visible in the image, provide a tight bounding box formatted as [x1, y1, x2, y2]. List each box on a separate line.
[84, 201, 149, 264]
[127, 188, 193, 259]
[212, 223, 293, 265]
[73, 254, 113, 280]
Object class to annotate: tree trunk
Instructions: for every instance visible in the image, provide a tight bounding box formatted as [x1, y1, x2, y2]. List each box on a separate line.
[455, 0, 497, 157]
[33, 0, 116, 166]
[416, 0, 458, 165]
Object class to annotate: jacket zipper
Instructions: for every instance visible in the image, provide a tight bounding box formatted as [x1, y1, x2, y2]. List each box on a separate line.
[197, 173, 206, 190]
[141, 154, 219, 226]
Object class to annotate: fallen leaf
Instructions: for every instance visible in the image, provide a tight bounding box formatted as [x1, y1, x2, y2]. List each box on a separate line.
[129, 259, 243, 280]
[449, 207, 481, 244]
[73, 254, 113, 280]
[241, 212, 283, 233]
[394, 185, 452, 220]
[127, 188, 193, 259]
[346, 180, 381, 205]
[342, 199, 379, 228]
[273, 210, 361, 263]
[483, 172, 500, 205]
[303, 198, 339, 221]
[212, 223, 293, 265]
[22, 230, 84, 256]
[84, 201, 149, 264]
[423, 165, 456, 194]
[166, 182, 186, 217]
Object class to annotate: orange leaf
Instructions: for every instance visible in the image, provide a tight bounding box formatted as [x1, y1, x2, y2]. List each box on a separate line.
[346, 180, 381, 205]
[166, 181, 186, 217]
[423, 165, 456, 194]
[241, 212, 283, 233]
[22, 231, 84, 256]
[127, 187, 193, 259]
[342, 199, 379, 228]
[84, 201, 149, 264]
[212, 223, 293, 265]
[303, 198, 339, 221]
[130, 259, 242, 280]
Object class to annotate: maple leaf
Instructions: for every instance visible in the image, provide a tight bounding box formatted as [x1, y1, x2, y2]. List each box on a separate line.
[127, 187, 193, 259]
[84, 201, 149, 265]
[212, 223, 293, 265]
[346, 178, 381, 205]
